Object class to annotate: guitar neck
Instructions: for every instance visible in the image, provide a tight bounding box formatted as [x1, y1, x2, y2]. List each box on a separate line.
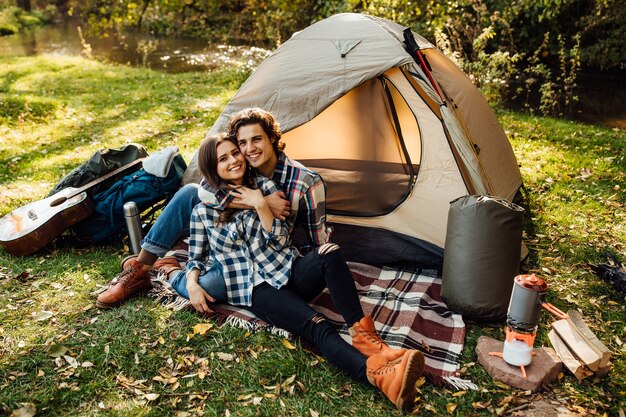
[71, 158, 144, 197]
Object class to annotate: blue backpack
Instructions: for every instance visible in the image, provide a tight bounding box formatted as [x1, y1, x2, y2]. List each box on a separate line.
[72, 153, 187, 243]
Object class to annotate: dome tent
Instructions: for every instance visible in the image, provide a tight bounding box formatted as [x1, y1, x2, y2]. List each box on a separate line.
[183, 13, 523, 266]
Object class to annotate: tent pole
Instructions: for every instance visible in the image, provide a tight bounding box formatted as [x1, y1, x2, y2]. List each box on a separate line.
[402, 28, 443, 100]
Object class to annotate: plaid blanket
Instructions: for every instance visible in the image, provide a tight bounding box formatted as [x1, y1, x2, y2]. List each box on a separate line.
[149, 246, 473, 389]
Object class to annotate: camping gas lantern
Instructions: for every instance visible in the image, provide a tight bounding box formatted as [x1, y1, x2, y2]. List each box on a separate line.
[502, 274, 568, 368]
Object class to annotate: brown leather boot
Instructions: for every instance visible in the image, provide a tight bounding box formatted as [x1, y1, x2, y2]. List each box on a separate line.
[366, 350, 425, 412]
[153, 256, 182, 279]
[350, 316, 406, 360]
[96, 258, 152, 309]
[120, 254, 138, 270]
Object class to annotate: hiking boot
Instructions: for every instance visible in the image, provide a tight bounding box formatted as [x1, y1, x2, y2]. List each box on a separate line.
[120, 254, 138, 270]
[153, 256, 182, 279]
[350, 316, 406, 360]
[366, 350, 425, 412]
[96, 258, 151, 309]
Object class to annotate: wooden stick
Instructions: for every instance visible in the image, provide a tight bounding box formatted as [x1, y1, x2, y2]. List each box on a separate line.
[547, 330, 593, 382]
[566, 309, 612, 368]
[552, 319, 601, 371]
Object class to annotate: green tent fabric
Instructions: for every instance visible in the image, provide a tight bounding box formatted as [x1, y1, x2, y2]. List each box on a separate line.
[441, 195, 525, 321]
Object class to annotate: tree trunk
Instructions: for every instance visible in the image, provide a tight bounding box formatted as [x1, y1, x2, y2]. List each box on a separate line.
[17, 0, 32, 12]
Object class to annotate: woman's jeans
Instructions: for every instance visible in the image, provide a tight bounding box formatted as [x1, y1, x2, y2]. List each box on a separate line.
[167, 262, 227, 302]
[141, 183, 200, 257]
[249, 248, 367, 380]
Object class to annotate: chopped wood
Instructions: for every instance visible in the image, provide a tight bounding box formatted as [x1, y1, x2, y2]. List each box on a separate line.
[567, 309, 612, 368]
[547, 330, 593, 382]
[552, 319, 601, 371]
[596, 362, 613, 378]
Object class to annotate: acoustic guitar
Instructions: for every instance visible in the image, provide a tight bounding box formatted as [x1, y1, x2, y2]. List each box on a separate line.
[0, 159, 143, 256]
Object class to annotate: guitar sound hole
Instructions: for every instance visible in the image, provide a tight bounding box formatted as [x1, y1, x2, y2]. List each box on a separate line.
[50, 196, 68, 207]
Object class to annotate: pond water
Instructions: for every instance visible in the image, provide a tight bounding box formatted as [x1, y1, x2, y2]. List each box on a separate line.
[1, 20, 624, 129]
[0, 19, 271, 73]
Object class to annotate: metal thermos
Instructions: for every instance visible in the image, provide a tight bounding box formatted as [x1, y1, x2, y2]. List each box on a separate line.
[506, 274, 548, 333]
[123, 202, 143, 254]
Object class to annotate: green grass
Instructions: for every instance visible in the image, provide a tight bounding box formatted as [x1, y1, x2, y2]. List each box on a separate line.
[1, 55, 625, 416]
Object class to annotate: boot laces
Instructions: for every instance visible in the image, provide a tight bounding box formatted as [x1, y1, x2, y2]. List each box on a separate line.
[115, 265, 142, 286]
[359, 325, 384, 345]
[370, 357, 402, 375]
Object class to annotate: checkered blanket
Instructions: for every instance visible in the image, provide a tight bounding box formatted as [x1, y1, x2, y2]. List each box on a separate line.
[149, 247, 472, 388]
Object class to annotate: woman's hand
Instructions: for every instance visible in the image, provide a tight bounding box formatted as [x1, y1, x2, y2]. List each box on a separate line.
[229, 186, 267, 210]
[187, 280, 215, 313]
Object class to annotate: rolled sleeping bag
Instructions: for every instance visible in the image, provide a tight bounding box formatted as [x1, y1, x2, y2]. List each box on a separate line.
[441, 195, 525, 321]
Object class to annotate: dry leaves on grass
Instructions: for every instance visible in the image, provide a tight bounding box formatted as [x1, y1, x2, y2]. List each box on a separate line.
[10, 403, 36, 417]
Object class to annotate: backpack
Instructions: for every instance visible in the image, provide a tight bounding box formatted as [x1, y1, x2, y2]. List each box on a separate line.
[48, 143, 148, 197]
[71, 151, 187, 243]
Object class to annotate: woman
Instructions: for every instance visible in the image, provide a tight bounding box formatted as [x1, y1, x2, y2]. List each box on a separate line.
[167, 133, 424, 411]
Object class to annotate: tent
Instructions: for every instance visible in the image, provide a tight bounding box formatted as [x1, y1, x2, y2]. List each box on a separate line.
[183, 13, 523, 266]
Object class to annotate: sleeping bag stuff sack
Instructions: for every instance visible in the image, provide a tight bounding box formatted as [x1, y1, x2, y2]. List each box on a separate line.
[441, 195, 525, 321]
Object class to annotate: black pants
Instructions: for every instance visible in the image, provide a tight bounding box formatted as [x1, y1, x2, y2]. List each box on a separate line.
[247, 248, 367, 380]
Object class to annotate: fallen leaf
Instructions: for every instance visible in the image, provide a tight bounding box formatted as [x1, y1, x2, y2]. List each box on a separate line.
[282, 339, 297, 350]
[192, 323, 213, 335]
[216, 352, 234, 361]
[144, 393, 160, 401]
[47, 344, 67, 358]
[446, 403, 457, 413]
[310, 409, 319, 417]
[282, 374, 296, 387]
[472, 400, 492, 409]
[81, 361, 94, 368]
[34, 310, 54, 321]
[11, 402, 36, 417]
[63, 355, 79, 368]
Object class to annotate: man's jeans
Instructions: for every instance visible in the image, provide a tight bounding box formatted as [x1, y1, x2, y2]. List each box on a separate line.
[141, 183, 201, 256]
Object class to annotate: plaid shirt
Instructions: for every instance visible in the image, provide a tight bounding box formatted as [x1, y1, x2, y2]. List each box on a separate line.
[198, 152, 330, 253]
[187, 178, 299, 307]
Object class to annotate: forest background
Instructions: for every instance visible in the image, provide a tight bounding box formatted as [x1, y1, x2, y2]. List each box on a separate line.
[2, 0, 625, 118]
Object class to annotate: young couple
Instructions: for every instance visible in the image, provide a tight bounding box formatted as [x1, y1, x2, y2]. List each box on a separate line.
[96, 108, 424, 411]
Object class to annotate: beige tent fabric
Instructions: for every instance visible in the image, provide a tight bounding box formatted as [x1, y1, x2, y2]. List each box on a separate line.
[330, 68, 468, 248]
[281, 77, 414, 214]
[425, 49, 522, 200]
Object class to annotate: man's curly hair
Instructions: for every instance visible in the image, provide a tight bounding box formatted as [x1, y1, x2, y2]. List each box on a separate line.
[227, 108, 286, 154]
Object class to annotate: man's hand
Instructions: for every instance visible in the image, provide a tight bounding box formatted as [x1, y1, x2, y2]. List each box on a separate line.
[265, 191, 290, 220]
[187, 281, 215, 313]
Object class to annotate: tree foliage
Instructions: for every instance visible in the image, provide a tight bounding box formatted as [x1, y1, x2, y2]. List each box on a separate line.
[3, 0, 623, 115]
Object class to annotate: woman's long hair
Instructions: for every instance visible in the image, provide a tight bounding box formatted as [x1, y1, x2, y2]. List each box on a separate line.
[197, 133, 256, 224]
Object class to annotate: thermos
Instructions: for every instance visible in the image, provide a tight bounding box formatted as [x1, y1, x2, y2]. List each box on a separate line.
[123, 202, 143, 254]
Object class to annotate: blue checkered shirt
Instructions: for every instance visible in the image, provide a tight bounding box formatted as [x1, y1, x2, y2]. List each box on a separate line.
[198, 152, 330, 254]
[187, 178, 299, 307]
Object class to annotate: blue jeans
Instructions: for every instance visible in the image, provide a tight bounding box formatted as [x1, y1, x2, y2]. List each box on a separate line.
[141, 183, 201, 257]
[167, 262, 228, 302]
